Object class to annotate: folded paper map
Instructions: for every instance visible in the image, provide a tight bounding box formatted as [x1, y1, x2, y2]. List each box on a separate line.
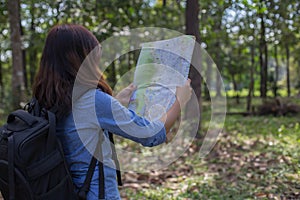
[128, 35, 196, 121]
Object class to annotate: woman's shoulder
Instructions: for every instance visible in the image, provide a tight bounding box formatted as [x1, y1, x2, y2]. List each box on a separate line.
[94, 88, 113, 102]
[73, 88, 111, 107]
[77, 88, 109, 99]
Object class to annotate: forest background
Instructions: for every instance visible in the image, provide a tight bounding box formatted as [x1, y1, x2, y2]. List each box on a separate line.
[1, 0, 300, 199]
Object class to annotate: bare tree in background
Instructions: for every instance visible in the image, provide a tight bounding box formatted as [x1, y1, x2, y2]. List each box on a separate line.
[186, 0, 201, 97]
[185, 0, 202, 133]
[8, 0, 25, 109]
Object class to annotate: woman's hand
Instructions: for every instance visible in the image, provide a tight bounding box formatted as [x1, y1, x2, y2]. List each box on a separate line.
[175, 79, 192, 107]
[115, 83, 137, 107]
[160, 79, 192, 134]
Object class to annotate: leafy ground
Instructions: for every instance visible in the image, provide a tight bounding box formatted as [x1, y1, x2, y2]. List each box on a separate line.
[0, 97, 299, 200]
[119, 97, 300, 200]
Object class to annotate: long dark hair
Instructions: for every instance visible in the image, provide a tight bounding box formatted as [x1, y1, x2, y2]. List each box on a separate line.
[33, 24, 112, 118]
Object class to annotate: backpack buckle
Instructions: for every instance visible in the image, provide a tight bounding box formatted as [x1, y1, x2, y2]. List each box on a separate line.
[0, 129, 12, 142]
[2, 130, 12, 138]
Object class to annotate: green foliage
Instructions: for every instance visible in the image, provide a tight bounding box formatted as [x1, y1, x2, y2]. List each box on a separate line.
[0, 0, 299, 107]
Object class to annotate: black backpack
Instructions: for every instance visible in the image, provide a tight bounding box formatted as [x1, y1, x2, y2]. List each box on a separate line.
[0, 99, 122, 200]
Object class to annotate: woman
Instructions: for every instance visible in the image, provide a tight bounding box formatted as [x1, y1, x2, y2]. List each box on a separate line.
[32, 24, 192, 199]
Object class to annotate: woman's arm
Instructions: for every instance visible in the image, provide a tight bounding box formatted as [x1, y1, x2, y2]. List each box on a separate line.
[104, 79, 191, 145]
[95, 90, 166, 147]
[160, 79, 192, 133]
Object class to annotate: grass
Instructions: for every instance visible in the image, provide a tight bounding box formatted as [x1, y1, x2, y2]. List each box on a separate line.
[0, 96, 299, 199]
[225, 88, 299, 99]
[120, 97, 300, 200]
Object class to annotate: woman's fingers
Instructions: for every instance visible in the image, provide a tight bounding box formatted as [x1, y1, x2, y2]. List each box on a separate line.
[176, 79, 192, 106]
[115, 83, 137, 106]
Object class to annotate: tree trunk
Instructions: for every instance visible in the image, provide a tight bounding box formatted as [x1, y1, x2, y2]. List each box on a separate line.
[215, 40, 222, 97]
[286, 44, 291, 97]
[215, 72, 222, 97]
[19, 13, 28, 94]
[29, 50, 37, 86]
[163, 0, 167, 7]
[259, 12, 267, 98]
[231, 73, 239, 104]
[8, 0, 25, 109]
[107, 60, 117, 86]
[22, 49, 28, 91]
[0, 60, 3, 101]
[29, 0, 37, 86]
[273, 45, 279, 97]
[264, 35, 268, 97]
[185, 0, 202, 135]
[211, 16, 222, 97]
[127, 52, 131, 71]
[247, 45, 255, 112]
[204, 56, 212, 100]
[55, 1, 61, 23]
[185, 0, 201, 100]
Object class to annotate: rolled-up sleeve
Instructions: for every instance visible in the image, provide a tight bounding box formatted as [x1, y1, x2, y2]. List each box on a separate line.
[95, 90, 166, 147]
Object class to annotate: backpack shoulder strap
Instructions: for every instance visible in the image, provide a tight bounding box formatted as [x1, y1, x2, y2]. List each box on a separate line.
[77, 156, 98, 200]
[108, 132, 122, 186]
[98, 148, 105, 200]
[78, 132, 105, 200]
[46, 111, 57, 154]
[8, 134, 15, 200]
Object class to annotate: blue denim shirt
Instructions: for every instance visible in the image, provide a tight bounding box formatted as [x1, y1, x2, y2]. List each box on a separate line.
[56, 89, 166, 199]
